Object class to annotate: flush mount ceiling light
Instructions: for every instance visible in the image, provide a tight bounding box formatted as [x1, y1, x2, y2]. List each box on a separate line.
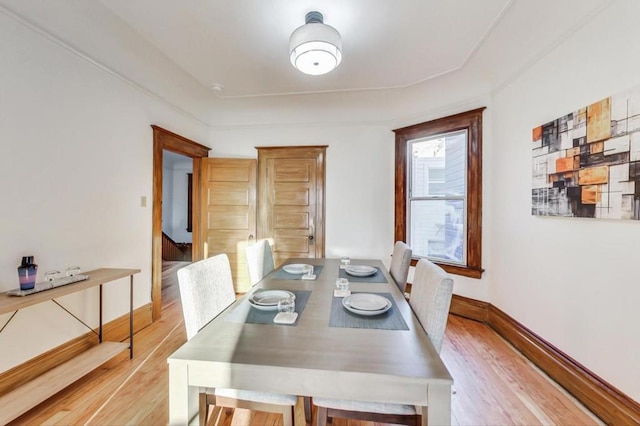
[289, 11, 342, 76]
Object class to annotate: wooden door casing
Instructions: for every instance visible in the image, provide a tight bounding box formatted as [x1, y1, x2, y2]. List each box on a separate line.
[151, 125, 210, 320]
[200, 158, 257, 293]
[257, 146, 327, 266]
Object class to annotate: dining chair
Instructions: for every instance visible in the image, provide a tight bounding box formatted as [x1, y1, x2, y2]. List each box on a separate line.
[245, 238, 275, 286]
[313, 258, 453, 426]
[177, 254, 298, 426]
[389, 241, 413, 293]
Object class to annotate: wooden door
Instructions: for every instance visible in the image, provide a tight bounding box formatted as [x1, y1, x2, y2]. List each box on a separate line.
[257, 146, 327, 266]
[200, 158, 256, 293]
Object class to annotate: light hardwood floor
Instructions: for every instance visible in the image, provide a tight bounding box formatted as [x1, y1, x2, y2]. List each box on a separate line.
[8, 264, 603, 426]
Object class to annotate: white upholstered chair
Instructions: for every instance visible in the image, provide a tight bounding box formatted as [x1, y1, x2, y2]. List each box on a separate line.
[313, 258, 453, 426]
[177, 254, 298, 426]
[389, 241, 413, 293]
[245, 238, 275, 286]
[408, 258, 454, 353]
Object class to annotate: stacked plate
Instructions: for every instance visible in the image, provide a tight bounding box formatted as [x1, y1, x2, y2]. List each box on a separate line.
[344, 265, 377, 277]
[342, 293, 391, 316]
[283, 264, 312, 274]
[248, 290, 295, 311]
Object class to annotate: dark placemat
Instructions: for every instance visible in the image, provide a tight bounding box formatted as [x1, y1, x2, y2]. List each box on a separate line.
[225, 290, 311, 326]
[338, 266, 388, 283]
[273, 265, 324, 280]
[329, 292, 408, 330]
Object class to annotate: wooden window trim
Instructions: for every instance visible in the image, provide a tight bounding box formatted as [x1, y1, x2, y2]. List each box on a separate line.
[393, 107, 485, 279]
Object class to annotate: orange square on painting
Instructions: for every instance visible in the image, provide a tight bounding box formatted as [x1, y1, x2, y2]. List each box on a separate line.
[578, 166, 608, 185]
[590, 141, 604, 154]
[532, 126, 542, 142]
[581, 185, 599, 204]
[566, 147, 580, 157]
[573, 156, 580, 171]
[556, 157, 574, 173]
[587, 97, 611, 143]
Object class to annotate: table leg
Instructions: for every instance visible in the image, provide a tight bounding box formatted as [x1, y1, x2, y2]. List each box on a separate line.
[169, 363, 198, 425]
[424, 382, 451, 426]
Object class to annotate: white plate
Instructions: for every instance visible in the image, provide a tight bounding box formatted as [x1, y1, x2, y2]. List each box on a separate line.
[345, 265, 377, 277]
[283, 264, 311, 274]
[249, 290, 295, 311]
[342, 293, 392, 316]
[345, 293, 389, 310]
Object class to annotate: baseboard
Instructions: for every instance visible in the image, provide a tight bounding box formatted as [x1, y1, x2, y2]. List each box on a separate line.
[104, 302, 153, 342]
[0, 303, 152, 397]
[449, 295, 640, 423]
[449, 294, 489, 322]
[487, 305, 640, 425]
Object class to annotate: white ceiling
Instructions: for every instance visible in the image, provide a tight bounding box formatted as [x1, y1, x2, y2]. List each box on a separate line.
[0, 0, 613, 106]
[95, 0, 512, 98]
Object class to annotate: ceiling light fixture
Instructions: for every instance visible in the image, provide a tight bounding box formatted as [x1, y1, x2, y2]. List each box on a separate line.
[289, 11, 342, 76]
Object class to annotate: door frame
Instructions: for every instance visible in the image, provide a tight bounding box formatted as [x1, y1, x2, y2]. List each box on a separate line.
[151, 125, 210, 320]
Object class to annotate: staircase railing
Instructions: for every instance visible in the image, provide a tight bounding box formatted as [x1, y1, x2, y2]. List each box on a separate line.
[162, 232, 192, 261]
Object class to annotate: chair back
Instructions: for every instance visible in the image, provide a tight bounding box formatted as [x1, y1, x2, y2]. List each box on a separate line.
[177, 254, 236, 340]
[409, 258, 453, 353]
[389, 241, 412, 293]
[245, 239, 275, 286]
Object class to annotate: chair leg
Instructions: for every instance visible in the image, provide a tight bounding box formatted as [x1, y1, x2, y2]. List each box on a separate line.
[282, 405, 294, 426]
[303, 397, 312, 424]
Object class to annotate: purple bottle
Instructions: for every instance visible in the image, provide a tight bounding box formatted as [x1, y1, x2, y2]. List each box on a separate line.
[18, 256, 38, 290]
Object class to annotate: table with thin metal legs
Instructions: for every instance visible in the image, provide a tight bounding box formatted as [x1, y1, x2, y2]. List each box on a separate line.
[0, 268, 141, 424]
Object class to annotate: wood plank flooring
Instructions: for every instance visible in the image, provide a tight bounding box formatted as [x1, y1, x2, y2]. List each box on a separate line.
[8, 264, 603, 425]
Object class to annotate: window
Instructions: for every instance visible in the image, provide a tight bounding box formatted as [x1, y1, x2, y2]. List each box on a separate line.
[394, 108, 485, 278]
[409, 131, 466, 264]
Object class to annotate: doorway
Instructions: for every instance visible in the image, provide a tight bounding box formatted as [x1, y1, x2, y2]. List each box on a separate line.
[162, 151, 193, 262]
[151, 125, 210, 321]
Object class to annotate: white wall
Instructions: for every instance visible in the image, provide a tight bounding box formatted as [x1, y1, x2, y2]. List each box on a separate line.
[490, 0, 640, 401]
[163, 160, 193, 243]
[210, 88, 493, 303]
[0, 10, 209, 371]
[211, 124, 395, 262]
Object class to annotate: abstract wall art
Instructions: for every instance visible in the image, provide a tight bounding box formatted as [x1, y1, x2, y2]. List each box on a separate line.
[532, 85, 640, 219]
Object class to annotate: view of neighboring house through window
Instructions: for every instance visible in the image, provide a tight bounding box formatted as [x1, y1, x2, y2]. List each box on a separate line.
[394, 107, 484, 278]
[409, 131, 466, 264]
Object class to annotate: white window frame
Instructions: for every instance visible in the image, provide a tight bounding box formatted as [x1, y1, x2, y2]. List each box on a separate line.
[407, 130, 468, 266]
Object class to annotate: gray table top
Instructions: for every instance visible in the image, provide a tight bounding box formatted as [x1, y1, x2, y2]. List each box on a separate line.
[168, 258, 452, 405]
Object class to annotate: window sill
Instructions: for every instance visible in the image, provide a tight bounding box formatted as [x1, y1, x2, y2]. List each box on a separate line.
[409, 258, 484, 279]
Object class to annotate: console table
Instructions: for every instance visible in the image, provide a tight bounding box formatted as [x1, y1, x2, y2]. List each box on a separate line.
[0, 267, 140, 424]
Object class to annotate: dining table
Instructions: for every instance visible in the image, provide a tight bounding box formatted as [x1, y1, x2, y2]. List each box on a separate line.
[167, 258, 453, 426]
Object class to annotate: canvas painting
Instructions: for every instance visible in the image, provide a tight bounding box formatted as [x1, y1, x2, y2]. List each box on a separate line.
[531, 86, 640, 219]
